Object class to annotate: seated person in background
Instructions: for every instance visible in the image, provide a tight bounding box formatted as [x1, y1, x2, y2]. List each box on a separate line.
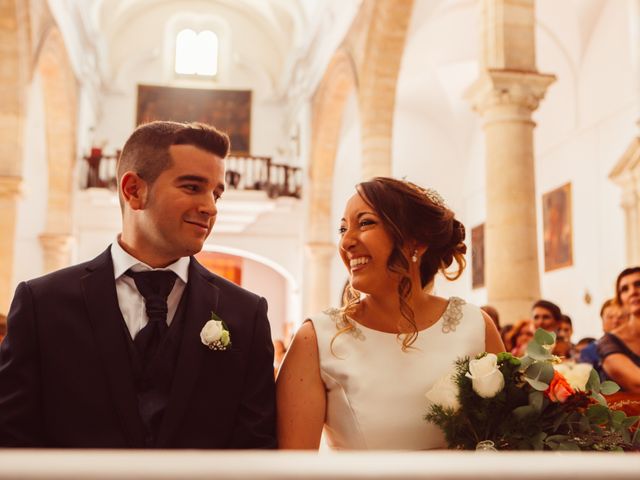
[580, 298, 628, 369]
[598, 267, 640, 392]
[553, 314, 574, 359]
[500, 324, 514, 351]
[505, 319, 535, 357]
[481, 305, 500, 331]
[531, 299, 562, 333]
[573, 337, 596, 362]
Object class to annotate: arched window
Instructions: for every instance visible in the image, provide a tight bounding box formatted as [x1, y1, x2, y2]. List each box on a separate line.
[174, 28, 219, 76]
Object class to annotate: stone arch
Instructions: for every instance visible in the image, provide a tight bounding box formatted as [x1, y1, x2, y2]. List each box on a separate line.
[305, 47, 357, 314]
[35, 27, 78, 273]
[0, 0, 31, 312]
[357, 0, 414, 178]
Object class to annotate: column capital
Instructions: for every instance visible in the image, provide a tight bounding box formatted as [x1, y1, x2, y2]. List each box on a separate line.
[305, 242, 336, 259]
[0, 175, 23, 199]
[610, 136, 640, 186]
[39, 233, 74, 253]
[466, 69, 556, 117]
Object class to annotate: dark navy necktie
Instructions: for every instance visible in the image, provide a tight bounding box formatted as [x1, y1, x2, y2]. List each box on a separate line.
[126, 270, 178, 364]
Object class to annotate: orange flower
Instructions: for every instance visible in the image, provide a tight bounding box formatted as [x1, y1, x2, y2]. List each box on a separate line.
[545, 371, 575, 403]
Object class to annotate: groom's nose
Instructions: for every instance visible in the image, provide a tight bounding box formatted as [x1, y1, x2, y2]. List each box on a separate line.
[198, 191, 218, 218]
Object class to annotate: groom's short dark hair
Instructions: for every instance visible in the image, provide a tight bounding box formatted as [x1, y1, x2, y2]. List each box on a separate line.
[117, 121, 230, 207]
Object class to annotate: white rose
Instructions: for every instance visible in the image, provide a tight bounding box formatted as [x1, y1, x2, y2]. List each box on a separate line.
[466, 353, 505, 398]
[425, 371, 460, 410]
[200, 320, 224, 346]
[554, 362, 592, 391]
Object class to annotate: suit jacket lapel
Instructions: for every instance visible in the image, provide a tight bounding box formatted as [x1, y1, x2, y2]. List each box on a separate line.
[81, 247, 146, 447]
[156, 258, 220, 447]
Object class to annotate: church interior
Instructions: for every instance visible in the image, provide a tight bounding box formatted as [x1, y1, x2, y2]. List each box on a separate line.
[1, 0, 639, 354]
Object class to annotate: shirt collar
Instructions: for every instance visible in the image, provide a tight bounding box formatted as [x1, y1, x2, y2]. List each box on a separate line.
[111, 236, 190, 284]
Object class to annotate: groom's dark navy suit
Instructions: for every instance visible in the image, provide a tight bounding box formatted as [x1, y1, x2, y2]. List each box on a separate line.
[0, 247, 277, 448]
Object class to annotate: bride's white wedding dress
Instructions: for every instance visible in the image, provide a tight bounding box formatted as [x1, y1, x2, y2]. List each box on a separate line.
[308, 297, 486, 450]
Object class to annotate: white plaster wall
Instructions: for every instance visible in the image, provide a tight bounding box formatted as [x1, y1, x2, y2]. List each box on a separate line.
[329, 91, 362, 307]
[533, 0, 637, 341]
[13, 72, 48, 286]
[241, 257, 287, 341]
[93, 3, 289, 157]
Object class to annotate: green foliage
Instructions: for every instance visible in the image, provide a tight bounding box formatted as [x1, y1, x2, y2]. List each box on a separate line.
[425, 329, 640, 451]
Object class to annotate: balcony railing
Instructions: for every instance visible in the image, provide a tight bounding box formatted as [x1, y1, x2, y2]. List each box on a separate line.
[80, 149, 302, 199]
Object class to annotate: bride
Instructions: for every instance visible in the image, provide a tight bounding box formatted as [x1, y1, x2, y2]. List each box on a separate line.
[276, 177, 504, 450]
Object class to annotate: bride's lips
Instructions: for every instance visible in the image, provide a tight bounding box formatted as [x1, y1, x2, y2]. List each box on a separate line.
[349, 256, 371, 272]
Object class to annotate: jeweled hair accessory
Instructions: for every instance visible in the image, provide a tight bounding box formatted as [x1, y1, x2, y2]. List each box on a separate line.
[425, 188, 446, 208]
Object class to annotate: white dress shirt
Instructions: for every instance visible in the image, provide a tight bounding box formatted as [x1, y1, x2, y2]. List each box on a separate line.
[111, 238, 190, 340]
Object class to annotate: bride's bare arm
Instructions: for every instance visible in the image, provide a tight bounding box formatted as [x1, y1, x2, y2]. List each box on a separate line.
[482, 312, 505, 354]
[276, 321, 326, 449]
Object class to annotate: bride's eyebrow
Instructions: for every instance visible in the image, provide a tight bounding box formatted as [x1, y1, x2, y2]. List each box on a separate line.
[356, 211, 376, 219]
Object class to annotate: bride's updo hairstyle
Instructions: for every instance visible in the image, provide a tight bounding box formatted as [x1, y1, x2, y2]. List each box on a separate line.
[338, 177, 467, 351]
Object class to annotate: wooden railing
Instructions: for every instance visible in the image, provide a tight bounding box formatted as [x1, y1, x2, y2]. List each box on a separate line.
[80, 149, 302, 199]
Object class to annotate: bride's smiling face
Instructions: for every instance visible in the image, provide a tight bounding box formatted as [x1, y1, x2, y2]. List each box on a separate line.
[339, 193, 397, 294]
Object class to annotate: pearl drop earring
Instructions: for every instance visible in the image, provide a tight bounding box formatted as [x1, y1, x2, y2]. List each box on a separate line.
[411, 250, 418, 263]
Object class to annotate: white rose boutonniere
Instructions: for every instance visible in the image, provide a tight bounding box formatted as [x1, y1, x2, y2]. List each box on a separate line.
[200, 312, 231, 351]
[466, 353, 505, 398]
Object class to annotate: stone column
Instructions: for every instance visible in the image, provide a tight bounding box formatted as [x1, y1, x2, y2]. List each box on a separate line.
[609, 139, 640, 266]
[304, 242, 336, 316]
[0, 176, 22, 313]
[357, 0, 414, 179]
[39, 233, 73, 274]
[466, 0, 555, 324]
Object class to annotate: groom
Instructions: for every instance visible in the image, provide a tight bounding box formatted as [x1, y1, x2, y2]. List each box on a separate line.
[0, 121, 276, 448]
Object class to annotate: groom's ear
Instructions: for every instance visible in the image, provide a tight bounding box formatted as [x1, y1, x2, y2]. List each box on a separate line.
[120, 171, 148, 211]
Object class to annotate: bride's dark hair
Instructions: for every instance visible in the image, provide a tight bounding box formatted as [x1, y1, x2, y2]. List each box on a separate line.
[334, 177, 466, 351]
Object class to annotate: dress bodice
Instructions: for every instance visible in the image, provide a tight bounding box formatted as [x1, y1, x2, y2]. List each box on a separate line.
[308, 297, 486, 450]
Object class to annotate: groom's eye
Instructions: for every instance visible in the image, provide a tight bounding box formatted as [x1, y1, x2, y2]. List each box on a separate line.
[182, 184, 199, 192]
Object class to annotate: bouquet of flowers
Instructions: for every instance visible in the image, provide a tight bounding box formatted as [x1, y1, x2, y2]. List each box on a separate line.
[425, 329, 640, 451]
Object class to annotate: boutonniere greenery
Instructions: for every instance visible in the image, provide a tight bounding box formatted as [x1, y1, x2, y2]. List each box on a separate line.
[200, 312, 231, 351]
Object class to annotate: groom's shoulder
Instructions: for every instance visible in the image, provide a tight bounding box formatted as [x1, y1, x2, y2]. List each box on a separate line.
[22, 248, 111, 293]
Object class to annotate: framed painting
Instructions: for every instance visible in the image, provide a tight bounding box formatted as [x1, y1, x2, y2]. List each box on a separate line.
[471, 223, 485, 289]
[543, 183, 573, 272]
[136, 85, 251, 155]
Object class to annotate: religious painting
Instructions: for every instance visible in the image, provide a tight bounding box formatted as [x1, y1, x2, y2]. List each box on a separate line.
[195, 251, 242, 285]
[471, 224, 485, 289]
[136, 85, 251, 155]
[543, 183, 573, 272]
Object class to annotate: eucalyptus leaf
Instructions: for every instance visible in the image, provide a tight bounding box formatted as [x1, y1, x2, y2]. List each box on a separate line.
[531, 432, 546, 451]
[591, 392, 607, 406]
[526, 341, 554, 361]
[558, 441, 581, 451]
[587, 404, 609, 424]
[534, 328, 556, 346]
[525, 361, 554, 385]
[529, 391, 544, 411]
[518, 356, 534, 371]
[586, 368, 601, 393]
[524, 376, 550, 391]
[513, 405, 537, 419]
[599, 381, 620, 395]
